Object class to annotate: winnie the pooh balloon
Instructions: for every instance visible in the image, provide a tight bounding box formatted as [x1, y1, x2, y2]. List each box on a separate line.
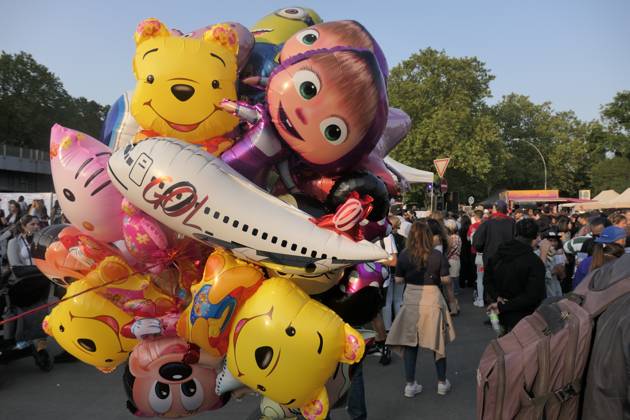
[43, 256, 178, 372]
[131, 18, 240, 155]
[226, 277, 364, 420]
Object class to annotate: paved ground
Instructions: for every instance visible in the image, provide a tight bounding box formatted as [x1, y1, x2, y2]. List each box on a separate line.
[0, 288, 494, 420]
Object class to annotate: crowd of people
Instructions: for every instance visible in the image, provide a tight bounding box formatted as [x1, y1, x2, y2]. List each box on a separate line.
[2, 194, 629, 419]
[0, 197, 66, 369]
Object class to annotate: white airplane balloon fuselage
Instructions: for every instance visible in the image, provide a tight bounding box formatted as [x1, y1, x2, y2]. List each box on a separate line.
[107, 138, 388, 275]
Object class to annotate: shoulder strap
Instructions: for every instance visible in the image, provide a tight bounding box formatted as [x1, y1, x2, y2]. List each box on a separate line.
[571, 254, 630, 317]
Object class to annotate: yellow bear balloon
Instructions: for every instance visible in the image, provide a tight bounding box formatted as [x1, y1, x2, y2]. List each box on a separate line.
[131, 18, 239, 154]
[43, 256, 177, 372]
[226, 278, 364, 420]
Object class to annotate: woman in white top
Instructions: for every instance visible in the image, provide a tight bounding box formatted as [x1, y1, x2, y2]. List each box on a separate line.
[6, 215, 53, 370]
[7, 216, 52, 306]
[7, 215, 40, 266]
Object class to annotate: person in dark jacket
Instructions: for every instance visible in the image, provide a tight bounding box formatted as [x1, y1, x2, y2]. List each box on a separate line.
[472, 200, 515, 268]
[485, 219, 546, 331]
[582, 254, 630, 420]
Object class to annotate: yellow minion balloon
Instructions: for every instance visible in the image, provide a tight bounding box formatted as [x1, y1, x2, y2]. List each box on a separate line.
[131, 18, 240, 154]
[251, 6, 322, 45]
[226, 278, 364, 420]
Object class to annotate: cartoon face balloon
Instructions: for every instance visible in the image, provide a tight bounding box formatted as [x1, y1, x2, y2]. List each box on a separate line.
[279, 20, 389, 80]
[50, 124, 124, 242]
[43, 256, 178, 371]
[250, 7, 322, 46]
[267, 49, 388, 174]
[124, 337, 227, 417]
[131, 19, 239, 146]
[31, 224, 120, 287]
[42, 267, 137, 372]
[226, 278, 364, 420]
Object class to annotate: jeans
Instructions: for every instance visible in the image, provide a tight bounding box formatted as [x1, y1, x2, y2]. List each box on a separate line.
[403, 346, 447, 383]
[346, 360, 367, 420]
[475, 262, 484, 303]
[383, 282, 404, 330]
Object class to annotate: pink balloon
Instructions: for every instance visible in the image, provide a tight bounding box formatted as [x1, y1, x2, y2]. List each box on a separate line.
[121, 199, 170, 272]
[50, 124, 123, 242]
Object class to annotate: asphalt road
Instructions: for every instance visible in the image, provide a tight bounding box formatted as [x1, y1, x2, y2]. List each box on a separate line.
[0, 288, 494, 420]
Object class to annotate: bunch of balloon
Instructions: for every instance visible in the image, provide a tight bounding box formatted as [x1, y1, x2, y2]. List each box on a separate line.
[42, 7, 418, 419]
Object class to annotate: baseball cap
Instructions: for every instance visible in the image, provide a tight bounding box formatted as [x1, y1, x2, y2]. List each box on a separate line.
[595, 226, 627, 244]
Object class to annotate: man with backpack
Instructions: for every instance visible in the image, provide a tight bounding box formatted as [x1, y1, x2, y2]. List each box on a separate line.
[477, 240, 630, 420]
[582, 253, 630, 419]
[484, 219, 546, 332]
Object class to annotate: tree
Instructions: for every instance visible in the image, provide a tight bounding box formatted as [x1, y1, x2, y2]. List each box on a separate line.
[602, 90, 630, 134]
[492, 94, 593, 196]
[591, 157, 630, 194]
[0, 51, 107, 150]
[388, 48, 507, 199]
[599, 91, 630, 159]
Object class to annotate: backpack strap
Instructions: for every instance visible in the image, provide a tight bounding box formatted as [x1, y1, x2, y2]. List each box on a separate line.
[525, 379, 582, 407]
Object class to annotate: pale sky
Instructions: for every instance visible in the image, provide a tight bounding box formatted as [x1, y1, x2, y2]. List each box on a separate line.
[1, 0, 629, 121]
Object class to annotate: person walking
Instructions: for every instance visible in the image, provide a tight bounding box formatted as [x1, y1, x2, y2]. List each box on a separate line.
[472, 200, 515, 272]
[484, 219, 546, 332]
[444, 219, 461, 315]
[386, 221, 455, 398]
[457, 214, 475, 289]
[469, 210, 485, 307]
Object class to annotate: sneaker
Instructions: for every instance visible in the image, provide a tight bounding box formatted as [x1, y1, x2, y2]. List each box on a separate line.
[473, 299, 485, 308]
[437, 379, 452, 395]
[404, 382, 423, 398]
[367, 341, 385, 357]
[379, 345, 391, 366]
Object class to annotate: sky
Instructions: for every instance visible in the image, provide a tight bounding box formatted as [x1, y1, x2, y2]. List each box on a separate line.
[1, 0, 629, 121]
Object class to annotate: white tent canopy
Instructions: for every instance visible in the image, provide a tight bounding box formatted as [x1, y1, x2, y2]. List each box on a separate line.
[605, 187, 630, 209]
[561, 189, 619, 210]
[384, 156, 434, 184]
[591, 189, 620, 202]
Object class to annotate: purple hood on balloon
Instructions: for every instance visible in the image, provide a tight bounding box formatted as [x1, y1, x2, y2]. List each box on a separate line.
[268, 47, 389, 175]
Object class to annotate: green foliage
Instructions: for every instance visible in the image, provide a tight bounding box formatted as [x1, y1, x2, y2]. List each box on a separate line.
[0, 51, 108, 149]
[591, 157, 630, 194]
[602, 90, 630, 134]
[492, 94, 595, 195]
[388, 48, 507, 199]
[387, 48, 629, 201]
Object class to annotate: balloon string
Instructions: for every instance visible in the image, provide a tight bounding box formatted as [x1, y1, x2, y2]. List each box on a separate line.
[0, 243, 196, 327]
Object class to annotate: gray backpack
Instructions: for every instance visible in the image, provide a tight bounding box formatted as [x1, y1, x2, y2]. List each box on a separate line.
[476, 254, 630, 420]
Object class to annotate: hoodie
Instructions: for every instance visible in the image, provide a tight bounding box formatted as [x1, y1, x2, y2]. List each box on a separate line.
[484, 238, 546, 330]
[472, 212, 515, 265]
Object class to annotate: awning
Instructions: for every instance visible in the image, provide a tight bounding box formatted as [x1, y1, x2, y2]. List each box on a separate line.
[384, 156, 434, 184]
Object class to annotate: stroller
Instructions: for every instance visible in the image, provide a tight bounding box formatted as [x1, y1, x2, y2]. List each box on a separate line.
[0, 226, 53, 371]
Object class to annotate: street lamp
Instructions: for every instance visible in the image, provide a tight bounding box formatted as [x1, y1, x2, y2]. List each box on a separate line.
[514, 138, 547, 190]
